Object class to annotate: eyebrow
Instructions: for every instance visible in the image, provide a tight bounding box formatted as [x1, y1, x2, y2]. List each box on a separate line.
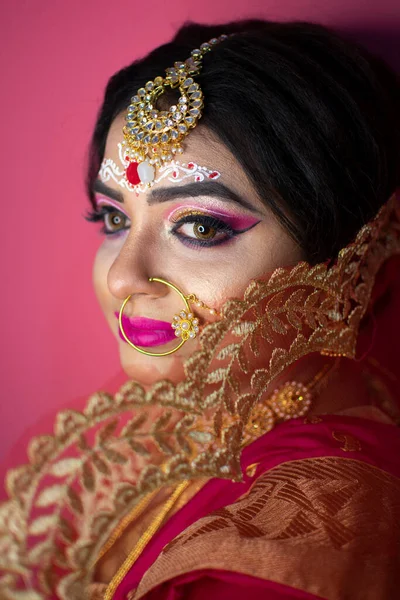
[92, 178, 260, 214]
[149, 181, 259, 213]
[93, 179, 125, 203]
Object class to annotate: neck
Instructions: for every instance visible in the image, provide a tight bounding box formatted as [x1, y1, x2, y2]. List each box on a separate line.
[270, 353, 370, 417]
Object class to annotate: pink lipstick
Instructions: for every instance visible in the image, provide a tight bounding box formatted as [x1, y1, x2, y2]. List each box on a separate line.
[115, 313, 177, 347]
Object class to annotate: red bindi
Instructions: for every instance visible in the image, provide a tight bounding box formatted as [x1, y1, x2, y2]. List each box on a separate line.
[126, 162, 140, 185]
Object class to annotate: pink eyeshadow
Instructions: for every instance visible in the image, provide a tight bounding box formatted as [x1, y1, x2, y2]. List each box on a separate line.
[94, 195, 129, 218]
[167, 204, 260, 230]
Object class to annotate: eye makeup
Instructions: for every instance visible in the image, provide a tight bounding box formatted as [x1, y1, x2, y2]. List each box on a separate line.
[167, 204, 261, 248]
[85, 197, 261, 244]
[86, 195, 131, 236]
[94, 195, 130, 218]
[167, 204, 261, 231]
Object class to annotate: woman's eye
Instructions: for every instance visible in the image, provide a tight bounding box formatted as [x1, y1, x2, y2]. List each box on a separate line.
[172, 215, 235, 246]
[104, 210, 128, 233]
[178, 222, 219, 241]
[85, 206, 130, 236]
[171, 216, 235, 247]
[90, 206, 131, 235]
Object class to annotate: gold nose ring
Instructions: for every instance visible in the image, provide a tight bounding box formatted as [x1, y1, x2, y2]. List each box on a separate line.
[118, 277, 219, 357]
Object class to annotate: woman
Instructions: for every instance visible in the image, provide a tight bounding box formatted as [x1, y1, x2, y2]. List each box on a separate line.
[1, 18, 400, 600]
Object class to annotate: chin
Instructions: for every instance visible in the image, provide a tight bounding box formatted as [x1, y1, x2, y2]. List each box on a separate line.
[119, 343, 189, 385]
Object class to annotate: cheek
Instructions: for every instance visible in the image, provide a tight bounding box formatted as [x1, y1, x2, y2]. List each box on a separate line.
[179, 224, 303, 309]
[92, 243, 116, 312]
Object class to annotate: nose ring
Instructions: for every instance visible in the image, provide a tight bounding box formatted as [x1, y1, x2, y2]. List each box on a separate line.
[118, 277, 219, 357]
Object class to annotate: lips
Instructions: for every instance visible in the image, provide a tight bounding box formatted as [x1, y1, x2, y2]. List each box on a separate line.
[115, 313, 177, 348]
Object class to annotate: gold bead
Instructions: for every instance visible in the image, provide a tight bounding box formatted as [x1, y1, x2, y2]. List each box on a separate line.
[269, 382, 312, 421]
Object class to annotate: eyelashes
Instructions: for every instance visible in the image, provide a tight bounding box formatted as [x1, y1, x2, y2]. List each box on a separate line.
[169, 211, 261, 247]
[85, 205, 259, 246]
[169, 213, 238, 247]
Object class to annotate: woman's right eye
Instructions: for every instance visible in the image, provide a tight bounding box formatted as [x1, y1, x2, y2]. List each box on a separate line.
[85, 206, 131, 236]
[103, 209, 130, 234]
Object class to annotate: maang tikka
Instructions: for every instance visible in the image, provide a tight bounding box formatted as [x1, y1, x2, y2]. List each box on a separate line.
[121, 34, 230, 190]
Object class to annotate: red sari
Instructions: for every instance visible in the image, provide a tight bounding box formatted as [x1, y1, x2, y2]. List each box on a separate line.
[109, 409, 400, 600]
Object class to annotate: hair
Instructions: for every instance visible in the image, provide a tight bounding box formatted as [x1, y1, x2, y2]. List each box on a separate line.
[86, 19, 400, 263]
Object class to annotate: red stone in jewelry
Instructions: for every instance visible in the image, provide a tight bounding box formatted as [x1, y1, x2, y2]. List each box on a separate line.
[126, 161, 141, 185]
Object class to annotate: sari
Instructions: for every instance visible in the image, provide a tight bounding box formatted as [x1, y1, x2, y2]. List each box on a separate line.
[99, 411, 400, 600]
[93, 262, 400, 600]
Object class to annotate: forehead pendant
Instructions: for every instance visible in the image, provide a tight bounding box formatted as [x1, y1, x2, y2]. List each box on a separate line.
[122, 34, 230, 191]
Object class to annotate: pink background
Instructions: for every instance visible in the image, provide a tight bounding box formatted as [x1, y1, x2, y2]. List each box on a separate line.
[0, 1, 399, 481]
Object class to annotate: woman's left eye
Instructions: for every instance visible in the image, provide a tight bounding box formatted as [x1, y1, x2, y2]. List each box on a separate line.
[171, 215, 236, 247]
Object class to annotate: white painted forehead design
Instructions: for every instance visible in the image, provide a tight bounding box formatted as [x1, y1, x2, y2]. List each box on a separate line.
[98, 142, 221, 196]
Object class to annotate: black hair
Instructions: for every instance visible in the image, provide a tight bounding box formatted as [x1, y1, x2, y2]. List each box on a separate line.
[86, 19, 400, 263]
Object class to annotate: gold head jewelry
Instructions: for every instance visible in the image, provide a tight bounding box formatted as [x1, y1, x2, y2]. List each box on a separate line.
[118, 277, 220, 357]
[1, 194, 399, 599]
[121, 34, 230, 190]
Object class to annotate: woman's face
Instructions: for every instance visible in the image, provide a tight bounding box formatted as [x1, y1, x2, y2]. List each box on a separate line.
[91, 113, 303, 384]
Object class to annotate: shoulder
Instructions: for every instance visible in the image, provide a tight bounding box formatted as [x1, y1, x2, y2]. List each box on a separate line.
[133, 456, 400, 600]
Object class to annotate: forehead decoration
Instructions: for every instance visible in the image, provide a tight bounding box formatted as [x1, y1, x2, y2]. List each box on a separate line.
[120, 34, 230, 192]
[99, 143, 221, 195]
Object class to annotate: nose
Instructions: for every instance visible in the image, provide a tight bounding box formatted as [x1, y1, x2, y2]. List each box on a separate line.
[107, 233, 167, 302]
